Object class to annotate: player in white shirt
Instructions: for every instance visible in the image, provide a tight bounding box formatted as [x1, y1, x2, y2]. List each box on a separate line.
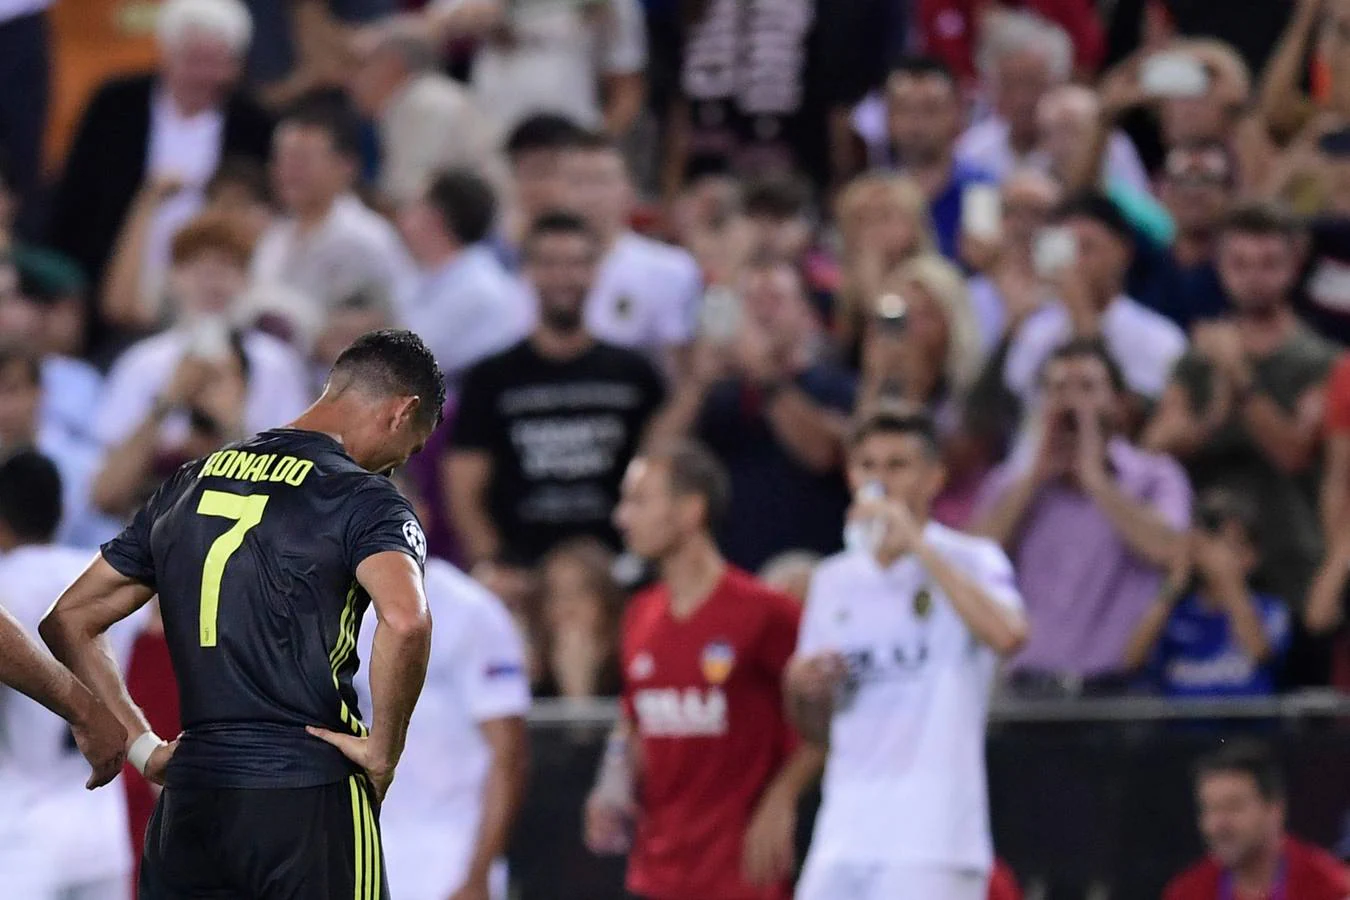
[786, 410, 1028, 900]
[557, 132, 702, 369]
[0, 451, 138, 899]
[356, 555, 530, 900]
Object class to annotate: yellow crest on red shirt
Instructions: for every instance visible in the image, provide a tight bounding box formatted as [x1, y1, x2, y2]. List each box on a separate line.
[701, 640, 736, 685]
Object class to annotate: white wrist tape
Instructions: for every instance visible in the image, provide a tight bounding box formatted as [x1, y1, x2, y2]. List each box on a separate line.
[128, 731, 166, 776]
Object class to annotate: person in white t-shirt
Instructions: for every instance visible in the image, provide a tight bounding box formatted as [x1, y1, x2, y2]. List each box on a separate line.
[558, 131, 702, 370]
[356, 555, 530, 900]
[786, 410, 1028, 900]
[0, 450, 141, 899]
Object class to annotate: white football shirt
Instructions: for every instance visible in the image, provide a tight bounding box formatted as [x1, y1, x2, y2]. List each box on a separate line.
[356, 558, 530, 900]
[583, 231, 702, 354]
[0, 545, 142, 896]
[798, 522, 1023, 873]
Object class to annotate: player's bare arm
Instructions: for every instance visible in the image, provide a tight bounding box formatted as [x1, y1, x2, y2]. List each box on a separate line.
[743, 742, 826, 886]
[452, 716, 528, 900]
[39, 556, 172, 783]
[784, 653, 844, 746]
[584, 716, 638, 855]
[309, 549, 431, 800]
[0, 601, 127, 788]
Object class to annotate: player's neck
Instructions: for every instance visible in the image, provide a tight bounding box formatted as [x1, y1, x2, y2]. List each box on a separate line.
[660, 534, 726, 620]
[1232, 835, 1283, 895]
[286, 406, 348, 451]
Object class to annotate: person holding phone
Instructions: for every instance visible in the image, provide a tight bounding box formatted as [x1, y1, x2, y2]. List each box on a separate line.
[1002, 190, 1187, 414]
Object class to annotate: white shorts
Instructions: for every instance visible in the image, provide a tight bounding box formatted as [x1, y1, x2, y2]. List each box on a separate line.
[795, 859, 988, 900]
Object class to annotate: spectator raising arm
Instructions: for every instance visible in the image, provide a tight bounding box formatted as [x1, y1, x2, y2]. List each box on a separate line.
[1256, 0, 1324, 140]
[1306, 530, 1350, 636]
[100, 176, 184, 331]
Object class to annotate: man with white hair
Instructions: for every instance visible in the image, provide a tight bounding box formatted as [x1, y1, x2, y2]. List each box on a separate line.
[48, 0, 272, 359]
[955, 10, 1149, 194]
[350, 27, 506, 206]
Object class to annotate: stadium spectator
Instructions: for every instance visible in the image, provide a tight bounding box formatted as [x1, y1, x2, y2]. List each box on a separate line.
[1164, 742, 1349, 900]
[1134, 141, 1235, 330]
[92, 213, 310, 518]
[500, 113, 587, 257]
[350, 27, 505, 206]
[588, 440, 821, 900]
[962, 168, 1062, 352]
[788, 410, 1026, 900]
[659, 256, 854, 572]
[833, 173, 937, 366]
[250, 98, 415, 315]
[1293, 128, 1350, 345]
[1306, 352, 1350, 690]
[48, 0, 272, 360]
[957, 11, 1144, 193]
[977, 339, 1191, 688]
[918, 0, 1104, 83]
[1124, 489, 1291, 697]
[394, 168, 530, 381]
[0, 451, 141, 900]
[558, 132, 702, 367]
[883, 57, 997, 260]
[535, 538, 625, 699]
[356, 534, 529, 900]
[1144, 203, 1338, 615]
[0, 342, 113, 549]
[447, 212, 667, 572]
[1003, 190, 1187, 411]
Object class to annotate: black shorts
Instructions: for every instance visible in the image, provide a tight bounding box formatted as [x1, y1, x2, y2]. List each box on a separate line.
[139, 774, 388, 899]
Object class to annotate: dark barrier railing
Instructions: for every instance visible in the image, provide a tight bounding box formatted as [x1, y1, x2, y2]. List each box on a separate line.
[509, 695, 1350, 900]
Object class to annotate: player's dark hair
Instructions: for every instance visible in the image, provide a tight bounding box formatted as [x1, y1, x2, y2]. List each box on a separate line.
[503, 112, 586, 159]
[426, 169, 497, 246]
[888, 55, 959, 91]
[847, 409, 941, 459]
[279, 93, 363, 161]
[1052, 189, 1135, 244]
[644, 439, 731, 528]
[522, 210, 599, 261]
[0, 341, 41, 386]
[0, 449, 62, 543]
[1219, 201, 1302, 245]
[743, 175, 812, 221]
[330, 329, 446, 427]
[1039, 337, 1128, 395]
[566, 129, 621, 155]
[1194, 741, 1285, 802]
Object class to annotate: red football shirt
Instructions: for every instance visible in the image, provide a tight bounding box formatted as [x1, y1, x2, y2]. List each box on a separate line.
[620, 567, 801, 900]
[1163, 836, 1349, 900]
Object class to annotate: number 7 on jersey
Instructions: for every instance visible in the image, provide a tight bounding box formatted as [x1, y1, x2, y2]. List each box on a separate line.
[196, 490, 270, 647]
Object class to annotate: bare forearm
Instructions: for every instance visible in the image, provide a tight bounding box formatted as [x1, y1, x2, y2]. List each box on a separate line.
[1215, 580, 1273, 663]
[1320, 440, 1350, 535]
[1306, 552, 1350, 634]
[764, 387, 847, 473]
[914, 541, 1027, 655]
[644, 383, 707, 448]
[1084, 479, 1180, 568]
[603, 73, 645, 138]
[1257, 0, 1318, 129]
[973, 473, 1040, 549]
[1240, 395, 1316, 473]
[366, 618, 431, 767]
[0, 607, 103, 727]
[40, 609, 153, 739]
[785, 687, 832, 746]
[101, 199, 159, 329]
[1123, 596, 1176, 670]
[766, 742, 825, 801]
[92, 413, 164, 516]
[465, 721, 527, 880]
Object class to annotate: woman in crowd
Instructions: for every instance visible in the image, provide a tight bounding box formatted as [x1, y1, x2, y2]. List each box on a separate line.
[532, 538, 626, 700]
[833, 173, 937, 366]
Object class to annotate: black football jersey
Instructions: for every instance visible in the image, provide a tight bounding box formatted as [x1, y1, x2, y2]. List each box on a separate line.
[101, 429, 426, 789]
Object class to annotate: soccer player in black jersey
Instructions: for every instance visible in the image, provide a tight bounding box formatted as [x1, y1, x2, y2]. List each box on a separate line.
[41, 329, 446, 900]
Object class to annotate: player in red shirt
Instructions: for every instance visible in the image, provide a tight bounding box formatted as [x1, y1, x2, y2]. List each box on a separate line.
[1164, 741, 1349, 900]
[584, 440, 824, 900]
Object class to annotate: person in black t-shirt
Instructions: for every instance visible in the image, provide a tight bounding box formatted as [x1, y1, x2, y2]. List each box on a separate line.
[447, 211, 667, 577]
[41, 329, 446, 900]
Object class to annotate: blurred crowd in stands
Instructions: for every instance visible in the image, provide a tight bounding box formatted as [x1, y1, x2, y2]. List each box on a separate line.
[8, 0, 1350, 724]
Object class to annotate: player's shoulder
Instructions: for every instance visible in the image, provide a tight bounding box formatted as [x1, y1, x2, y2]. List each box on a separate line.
[1286, 836, 1350, 890]
[1161, 858, 1221, 900]
[722, 567, 796, 609]
[926, 522, 1011, 568]
[615, 231, 698, 276]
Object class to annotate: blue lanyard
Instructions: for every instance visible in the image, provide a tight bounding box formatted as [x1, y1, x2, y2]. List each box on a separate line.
[1219, 856, 1287, 900]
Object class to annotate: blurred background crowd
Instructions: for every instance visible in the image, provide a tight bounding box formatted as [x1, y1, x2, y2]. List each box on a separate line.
[9, 0, 1350, 887]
